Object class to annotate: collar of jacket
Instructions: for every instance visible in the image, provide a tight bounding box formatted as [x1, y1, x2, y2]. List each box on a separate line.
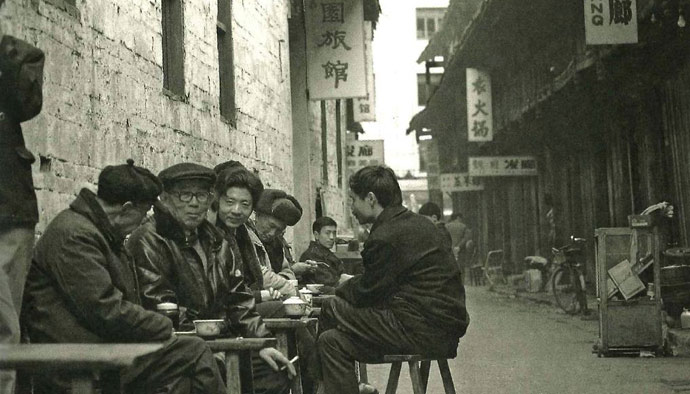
[70, 188, 123, 250]
[152, 202, 223, 249]
[370, 205, 407, 234]
[308, 240, 331, 254]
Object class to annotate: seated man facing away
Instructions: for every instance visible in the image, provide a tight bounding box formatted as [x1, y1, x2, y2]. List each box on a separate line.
[127, 163, 295, 394]
[248, 189, 304, 299]
[317, 165, 470, 394]
[418, 201, 454, 257]
[297, 216, 351, 293]
[21, 160, 225, 394]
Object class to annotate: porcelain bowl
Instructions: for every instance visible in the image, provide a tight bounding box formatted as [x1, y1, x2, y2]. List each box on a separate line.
[283, 298, 307, 317]
[305, 284, 325, 294]
[193, 319, 225, 337]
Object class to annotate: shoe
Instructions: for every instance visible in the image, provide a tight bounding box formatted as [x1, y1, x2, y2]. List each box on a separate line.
[359, 382, 379, 394]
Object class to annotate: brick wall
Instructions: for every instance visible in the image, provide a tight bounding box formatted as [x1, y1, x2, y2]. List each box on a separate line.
[0, 0, 293, 233]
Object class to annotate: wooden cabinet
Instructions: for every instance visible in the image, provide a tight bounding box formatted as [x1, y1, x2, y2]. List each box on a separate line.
[595, 226, 663, 356]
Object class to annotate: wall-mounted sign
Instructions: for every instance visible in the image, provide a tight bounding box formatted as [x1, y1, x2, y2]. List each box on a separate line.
[306, 0, 367, 100]
[353, 21, 375, 121]
[468, 156, 538, 177]
[466, 68, 493, 142]
[584, 0, 638, 45]
[440, 173, 484, 192]
[346, 139, 384, 173]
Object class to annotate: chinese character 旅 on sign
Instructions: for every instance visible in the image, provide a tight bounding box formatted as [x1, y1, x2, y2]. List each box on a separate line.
[323, 60, 348, 88]
[322, 2, 344, 23]
[358, 145, 373, 157]
[317, 30, 352, 50]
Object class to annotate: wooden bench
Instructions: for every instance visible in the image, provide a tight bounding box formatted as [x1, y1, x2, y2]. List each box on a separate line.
[0, 343, 163, 394]
[361, 354, 457, 394]
[205, 337, 277, 394]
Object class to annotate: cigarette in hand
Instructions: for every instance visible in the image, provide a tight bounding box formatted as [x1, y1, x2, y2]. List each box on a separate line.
[279, 355, 299, 371]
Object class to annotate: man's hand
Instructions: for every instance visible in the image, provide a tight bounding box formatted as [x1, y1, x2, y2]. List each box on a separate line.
[260, 287, 282, 301]
[292, 261, 318, 275]
[258, 347, 296, 378]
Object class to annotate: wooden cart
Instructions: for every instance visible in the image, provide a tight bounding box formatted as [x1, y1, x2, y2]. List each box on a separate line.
[595, 225, 663, 357]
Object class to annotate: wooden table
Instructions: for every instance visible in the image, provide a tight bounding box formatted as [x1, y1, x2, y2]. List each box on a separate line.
[263, 318, 318, 394]
[206, 337, 277, 394]
[334, 251, 363, 275]
[0, 343, 163, 394]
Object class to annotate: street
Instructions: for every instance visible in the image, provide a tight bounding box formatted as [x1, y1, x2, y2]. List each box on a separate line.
[364, 286, 690, 394]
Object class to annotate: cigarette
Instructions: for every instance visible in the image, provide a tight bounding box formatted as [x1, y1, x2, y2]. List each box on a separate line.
[280, 355, 299, 371]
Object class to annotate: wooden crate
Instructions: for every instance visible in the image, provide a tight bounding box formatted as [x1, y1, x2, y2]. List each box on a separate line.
[595, 227, 663, 356]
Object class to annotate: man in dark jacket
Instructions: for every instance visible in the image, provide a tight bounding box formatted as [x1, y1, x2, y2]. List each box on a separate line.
[298, 216, 347, 293]
[317, 165, 470, 394]
[21, 160, 225, 394]
[0, 30, 45, 394]
[127, 162, 295, 394]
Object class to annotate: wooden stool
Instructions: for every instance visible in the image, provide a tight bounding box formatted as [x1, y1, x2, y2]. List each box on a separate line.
[364, 354, 456, 394]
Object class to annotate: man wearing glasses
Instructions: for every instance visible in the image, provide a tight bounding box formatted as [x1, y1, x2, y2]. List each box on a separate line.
[127, 163, 294, 394]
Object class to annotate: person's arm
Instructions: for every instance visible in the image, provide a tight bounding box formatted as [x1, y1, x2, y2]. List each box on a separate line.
[222, 277, 272, 339]
[336, 240, 403, 307]
[127, 228, 178, 310]
[52, 232, 172, 342]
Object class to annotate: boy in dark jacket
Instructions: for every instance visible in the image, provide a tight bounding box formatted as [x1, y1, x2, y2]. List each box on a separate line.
[0, 28, 44, 394]
[298, 216, 348, 293]
[21, 160, 225, 394]
[317, 166, 470, 394]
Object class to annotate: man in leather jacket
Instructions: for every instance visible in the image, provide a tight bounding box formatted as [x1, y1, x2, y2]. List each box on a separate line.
[0, 25, 45, 394]
[127, 162, 295, 394]
[22, 160, 226, 394]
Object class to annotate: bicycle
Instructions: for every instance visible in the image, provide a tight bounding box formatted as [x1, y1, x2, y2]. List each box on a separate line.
[551, 236, 590, 315]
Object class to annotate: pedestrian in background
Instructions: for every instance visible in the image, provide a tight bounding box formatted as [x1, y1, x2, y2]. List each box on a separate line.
[0, 16, 45, 394]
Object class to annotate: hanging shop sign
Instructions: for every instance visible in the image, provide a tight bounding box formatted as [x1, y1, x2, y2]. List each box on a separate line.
[468, 156, 538, 177]
[353, 21, 375, 121]
[439, 173, 484, 192]
[346, 139, 384, 173]
[306, 0, 367, 100]
[584, 0, 638, 45]
[466, 68, 493, 142]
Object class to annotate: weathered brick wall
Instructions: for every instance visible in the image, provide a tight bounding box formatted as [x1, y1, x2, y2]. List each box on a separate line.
[0, 0, 293, 233]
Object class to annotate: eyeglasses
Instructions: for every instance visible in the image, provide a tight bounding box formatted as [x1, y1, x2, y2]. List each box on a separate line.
[173, 191, 213, 203]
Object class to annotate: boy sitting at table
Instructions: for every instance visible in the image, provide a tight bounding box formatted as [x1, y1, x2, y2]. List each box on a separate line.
[297, 217, 353, 294]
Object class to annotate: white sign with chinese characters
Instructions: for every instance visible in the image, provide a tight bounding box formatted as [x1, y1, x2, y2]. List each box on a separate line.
[353, 21, 375, 121]
[439, 173, 484, 192]
[346, 139, 384, 173]
[468, 156, 538, 177]
[466, 68, 493, 142]
[584, 0, 638, 45]
[305, 0, 367, 100]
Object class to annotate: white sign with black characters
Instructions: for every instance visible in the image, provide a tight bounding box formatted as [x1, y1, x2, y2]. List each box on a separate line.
[440, 173, 484, 192]
[466, 68, 493, 142]
[584, 0, 638, 45]
[468, 156, 538, 177]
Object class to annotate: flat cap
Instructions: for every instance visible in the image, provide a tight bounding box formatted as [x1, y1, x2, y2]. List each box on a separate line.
[255, 189, 302, 226]
[158, 162, 216, 189]
[97, 159, 162, 204]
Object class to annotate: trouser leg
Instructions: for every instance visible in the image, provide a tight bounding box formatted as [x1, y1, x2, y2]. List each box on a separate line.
[316, 297, 418, 394]
[122, 335, 225, 394]
[0, 226, 34, 394]
[249, 352, 290, 394]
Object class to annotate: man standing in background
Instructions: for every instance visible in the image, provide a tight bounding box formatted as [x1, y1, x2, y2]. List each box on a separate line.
[0, 14, 45, 393]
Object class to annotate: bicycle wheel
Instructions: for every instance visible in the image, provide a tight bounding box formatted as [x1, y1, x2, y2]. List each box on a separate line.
[552, 266, 581, 314]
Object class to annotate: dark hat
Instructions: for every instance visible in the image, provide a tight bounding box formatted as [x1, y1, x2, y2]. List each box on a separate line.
[97, 159, 162, 204]
[255, 189, 302, 226]
[213, 160, 246, 175]
[158, 162, 216, 189]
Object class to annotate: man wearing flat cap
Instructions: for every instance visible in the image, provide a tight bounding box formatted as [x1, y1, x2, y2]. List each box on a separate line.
[21, 160, 225, 394]
[128, 162, 295, 394]
[248, 189, 303, 298]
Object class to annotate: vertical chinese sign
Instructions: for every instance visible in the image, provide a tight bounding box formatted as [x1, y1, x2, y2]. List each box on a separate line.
[306, 0, 367, 100]
[354, 21, 375, 121]
[584, 0, 637, 44]
[466, 68, 493, 142]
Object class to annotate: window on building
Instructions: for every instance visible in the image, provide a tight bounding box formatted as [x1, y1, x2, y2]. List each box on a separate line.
[162, 0, 185, 97]
[217, 0, 236, 124]
[417, 73, 442, 106]
[416, 8, 445, 40]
